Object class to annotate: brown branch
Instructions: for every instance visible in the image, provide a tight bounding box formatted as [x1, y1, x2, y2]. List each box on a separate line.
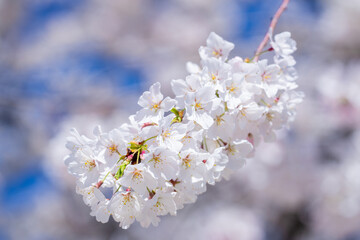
[253, 0, 290, 61]
[95, 180, 103, 188]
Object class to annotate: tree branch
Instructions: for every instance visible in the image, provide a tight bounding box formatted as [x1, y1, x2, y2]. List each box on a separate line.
[254, 0, 290, 61]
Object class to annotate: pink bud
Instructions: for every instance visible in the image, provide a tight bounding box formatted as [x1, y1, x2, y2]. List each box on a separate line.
[141, 122, 157, 129]
[247, 133, 255, 146]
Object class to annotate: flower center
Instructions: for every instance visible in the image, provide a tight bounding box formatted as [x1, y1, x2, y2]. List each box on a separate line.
[262, 74, 271, 81]
[84, 160, 96, 171]
[215, 115, 224, 126]
[211, 74, 217, 81]
[266, 112, 274, 121]
[226, 144, 236, 156]
[162, 130, 171, 138]
[239, 109, 246, 117]
[132, 169, 144, 181]
[151, 103, 160, 111]
[212, 49, 222, 57]
[149, 153, 162, 167]
[227, 84, 237, 93]
[182, 155, 192, 168]
[121, 192, 132, 205]
[194, 101, 203, 111]
[108, 144, 118, 154]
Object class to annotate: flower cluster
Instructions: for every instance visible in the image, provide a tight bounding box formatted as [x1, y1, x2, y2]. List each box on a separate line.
[65, 31, 303, 229]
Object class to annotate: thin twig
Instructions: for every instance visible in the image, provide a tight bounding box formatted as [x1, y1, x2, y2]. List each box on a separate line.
[253, 0, 290, 61]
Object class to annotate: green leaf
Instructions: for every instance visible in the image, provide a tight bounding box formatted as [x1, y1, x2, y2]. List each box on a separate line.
[114, 161, 130, 180]
[170, 108, 185, 124]
[129, 141, 141, 151]
[171, 108, 180, 116]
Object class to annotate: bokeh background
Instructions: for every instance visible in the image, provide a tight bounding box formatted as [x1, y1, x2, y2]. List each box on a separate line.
[1, 0, 360, 239]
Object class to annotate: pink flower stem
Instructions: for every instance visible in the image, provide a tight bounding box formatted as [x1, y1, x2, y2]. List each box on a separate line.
[253, 0, 290, 62]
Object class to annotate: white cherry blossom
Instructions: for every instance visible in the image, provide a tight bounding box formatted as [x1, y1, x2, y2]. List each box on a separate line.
[136, 82, 176, 120]
[144, 146, 179, 182]
[90, 190, 111, 223]
[118, 163, 157, 196]
[199, 32, 234, 61]
[185, 86, 220, 129]
[64, 30, 302, 229]
[110, 190, 143, 229]
[270, 31, 297, 57]
[65, 146, 104, 187]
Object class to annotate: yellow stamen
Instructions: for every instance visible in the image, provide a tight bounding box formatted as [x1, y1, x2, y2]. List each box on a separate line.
[84, 160, 96, 171]
[151, 103, 160, 111]
[121, 193, 132, 205]
[182, 155, 192, 168]
[162, 130, 171, 138]
[108, 144, 118, 154]
[226, 144, 236, 155]
[194, 101, 203, 111]
[150, 153, 162, 166]
[262, 74, 271, 81]
[215, 115, 224, 126]
[239, 109, 246, 117]
[212, 49, 222, 57]
[181, 135, 191, 143]
[227, 84, 237, 93]
[211, 74, 217, 81]
[266, 112, 274, 121]
[132, 168, 143, 181]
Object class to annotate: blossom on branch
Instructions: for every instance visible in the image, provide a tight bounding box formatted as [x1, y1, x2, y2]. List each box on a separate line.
[65, 30, 303, 229]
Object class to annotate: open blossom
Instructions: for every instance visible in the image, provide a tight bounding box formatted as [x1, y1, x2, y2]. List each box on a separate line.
[118, 163, 157, 195]
[171, 75, 202, 109]
[143, 146, 179, 182]
[90, 189, 111, 223]
[110, 190, 143, 229]
[136, 82, 176, 120]
[154, 115, 187, 152]
[199, 32, 234, 61]
[137, 191, 177, 228]
[64, 30, 302, 229]
[270, 31, 297, 57]
[207, 106, 235, 139]
[65, 146, 105, 187]
[185, 86, 220, 129]
[95, 127, 128, 167]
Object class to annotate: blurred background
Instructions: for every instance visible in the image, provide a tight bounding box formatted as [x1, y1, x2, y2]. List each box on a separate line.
[0, 0, 360, 239]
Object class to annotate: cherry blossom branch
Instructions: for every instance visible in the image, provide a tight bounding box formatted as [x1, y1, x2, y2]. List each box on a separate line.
[65, 28, 302, 229]
[254, 0, 290, 61]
